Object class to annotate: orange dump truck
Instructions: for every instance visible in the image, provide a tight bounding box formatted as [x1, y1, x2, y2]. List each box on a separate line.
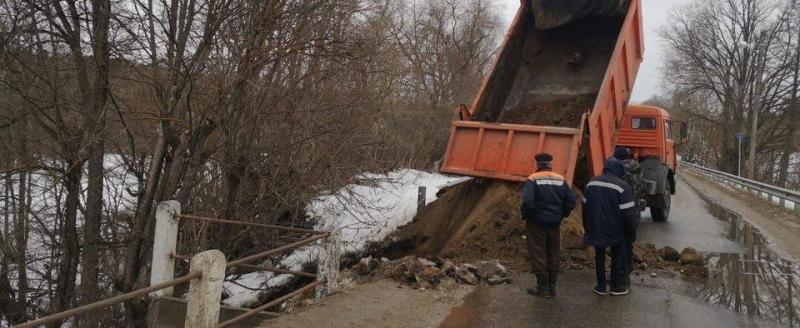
[440, 0, 684, 220]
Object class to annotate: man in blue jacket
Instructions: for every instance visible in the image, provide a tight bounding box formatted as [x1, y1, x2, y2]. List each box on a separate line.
[521, 153, 577, 298]
[583, 158, 637, 296]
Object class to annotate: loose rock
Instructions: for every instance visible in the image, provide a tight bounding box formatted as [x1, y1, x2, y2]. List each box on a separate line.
[441, 260, 457, 277]
[487, 275, 503, 285]
[415, 266, 444, 287]
[679, 247, 704, 266]
[660, 246, 680, 262]
[462, 263, 478, 274]
[417, 258, 438, 268]
[475, 260, 508, 279]
[353, 256, 380, 275]
[455, 266, 479, 285]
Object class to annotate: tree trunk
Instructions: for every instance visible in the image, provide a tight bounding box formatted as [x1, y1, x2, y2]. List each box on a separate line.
[746, 106, 759, 180]
[79, 0, 111, 325]
[80, 150, 104, 326]
[49, 163, 82, 328]
[121, 129, 167, 327]
[14, 170, 28, 321]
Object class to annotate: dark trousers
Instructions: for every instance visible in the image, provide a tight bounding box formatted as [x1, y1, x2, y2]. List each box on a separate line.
[624, 242, 634, 278]
[594, 244, 625, 289]
[525, 220, 560, 274]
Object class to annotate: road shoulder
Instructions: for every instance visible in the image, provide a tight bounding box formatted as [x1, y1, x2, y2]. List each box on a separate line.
[680, 171, 800, 261]
[260, 279, 473, 327]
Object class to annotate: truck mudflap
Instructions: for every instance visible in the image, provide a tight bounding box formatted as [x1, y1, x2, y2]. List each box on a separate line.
[440, 118, 584, 184]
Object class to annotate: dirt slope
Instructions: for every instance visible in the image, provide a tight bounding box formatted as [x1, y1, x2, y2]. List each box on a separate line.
[376, 180, 584, 271]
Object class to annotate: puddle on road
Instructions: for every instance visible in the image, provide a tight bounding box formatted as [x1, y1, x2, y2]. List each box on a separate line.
[692, 201, 800, 326]
[439, 285, 489, 328]
[438, 199, 800, 327]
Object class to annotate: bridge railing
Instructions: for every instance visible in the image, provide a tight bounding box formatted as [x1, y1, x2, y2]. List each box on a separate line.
[15, 200, 342, 328]
[680, 160, 800, 214]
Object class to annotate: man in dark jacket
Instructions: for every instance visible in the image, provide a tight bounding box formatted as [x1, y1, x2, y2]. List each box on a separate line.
[521, 153, 577, 298]
[613, 147, 642, 288]
[583, 158, 637, 296]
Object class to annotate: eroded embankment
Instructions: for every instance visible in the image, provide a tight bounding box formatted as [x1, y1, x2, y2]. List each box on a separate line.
[371, 180, 585, 271]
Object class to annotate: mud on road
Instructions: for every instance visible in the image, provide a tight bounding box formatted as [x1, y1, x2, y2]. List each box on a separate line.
[262, 173, 800, 327]
[261, 279, 473, 328]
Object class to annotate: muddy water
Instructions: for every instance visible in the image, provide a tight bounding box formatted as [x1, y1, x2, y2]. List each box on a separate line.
[692, 201, 800, 327]
[439, 286, 489, 328]
[437, 196, 799, 327]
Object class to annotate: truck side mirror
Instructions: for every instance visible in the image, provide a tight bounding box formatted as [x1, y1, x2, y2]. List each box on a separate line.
[680, 122, 689, 144]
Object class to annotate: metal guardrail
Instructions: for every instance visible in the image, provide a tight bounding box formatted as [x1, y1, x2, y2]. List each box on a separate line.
[14, 272, 203, 328]
[680, 160, 800, 213]
[14, 200, 342, 328]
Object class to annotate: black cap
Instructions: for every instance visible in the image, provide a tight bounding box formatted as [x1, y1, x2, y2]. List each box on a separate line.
[614, 147, 631, 160]
[535, 153, 553, 162]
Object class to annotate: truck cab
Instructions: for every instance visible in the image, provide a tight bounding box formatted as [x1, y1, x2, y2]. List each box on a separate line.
[617, 105, 680, 221]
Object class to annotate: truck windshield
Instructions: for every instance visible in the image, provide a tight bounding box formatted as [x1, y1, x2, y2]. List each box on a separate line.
[632, 117, 656, 130]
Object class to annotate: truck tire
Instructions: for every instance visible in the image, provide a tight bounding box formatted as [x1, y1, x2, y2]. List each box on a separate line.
[651, 183, 671, 222]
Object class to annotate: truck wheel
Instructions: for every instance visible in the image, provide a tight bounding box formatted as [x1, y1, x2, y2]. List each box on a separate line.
[651, 184, 671, 222]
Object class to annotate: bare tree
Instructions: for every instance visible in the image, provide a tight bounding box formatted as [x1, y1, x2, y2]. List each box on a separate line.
[662, 0, 796, 179]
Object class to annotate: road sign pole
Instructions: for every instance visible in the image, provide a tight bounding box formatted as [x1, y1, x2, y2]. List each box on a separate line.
[738, 137, 741, 177]
[736, 133, 744, 177]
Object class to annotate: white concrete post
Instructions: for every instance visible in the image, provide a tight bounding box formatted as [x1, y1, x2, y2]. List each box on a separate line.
[316, 228, 342, 300]
[150, 200, 181, 297]
[185, 250, 226, 328]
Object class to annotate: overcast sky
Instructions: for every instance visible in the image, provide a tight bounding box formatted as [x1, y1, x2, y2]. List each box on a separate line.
[498, 0, 693, 103]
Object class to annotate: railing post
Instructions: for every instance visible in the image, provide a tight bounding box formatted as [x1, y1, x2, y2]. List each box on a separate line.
[185, 250, 226, 328]
[150, 200, 180, 297]
[316, 228, 342, 300]
[418, 186, 427, 212]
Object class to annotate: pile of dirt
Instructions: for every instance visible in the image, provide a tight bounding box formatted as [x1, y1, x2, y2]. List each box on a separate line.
[530, 0, 630, 30]
[633, 243, 709, 278]
[501, 93, 595, 128]
[370, 178, 708, 279]
[372, 180, 585, 272]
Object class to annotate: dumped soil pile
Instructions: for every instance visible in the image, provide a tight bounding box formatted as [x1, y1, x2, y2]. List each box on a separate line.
[373, 180, 585, 271]
[371, 179, 708, 278]
[501, 93, 595, 128]
[633, 243, 709, 278]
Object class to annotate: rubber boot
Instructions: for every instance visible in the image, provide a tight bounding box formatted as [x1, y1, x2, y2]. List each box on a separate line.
[527, 273, 550, 297]
[548, 270, 558, 297]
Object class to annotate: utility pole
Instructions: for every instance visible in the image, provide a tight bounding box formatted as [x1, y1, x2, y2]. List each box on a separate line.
[736, 132, 744, 176]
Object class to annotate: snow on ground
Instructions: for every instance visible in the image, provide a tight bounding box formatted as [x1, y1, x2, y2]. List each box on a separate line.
[309, 169, 470, 253]
[3, 156, 470, 308]
[222, 169, 469, 306]
[0, 154, 141, 319]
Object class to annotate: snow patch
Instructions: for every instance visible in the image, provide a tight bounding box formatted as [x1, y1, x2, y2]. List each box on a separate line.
[222, 169, 468, 306]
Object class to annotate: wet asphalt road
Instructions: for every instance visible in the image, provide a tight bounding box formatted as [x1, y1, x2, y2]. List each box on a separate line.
[439, 175, 793, 328]
[441, 271, 783, 328]
[637, 177, 741, 254]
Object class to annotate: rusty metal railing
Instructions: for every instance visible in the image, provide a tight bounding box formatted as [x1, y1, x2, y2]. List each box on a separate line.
[14, 269, 203, 328]
[176, 213, 328, 235]
[14, 200, 342, 328]
[218, 280, 325, 327]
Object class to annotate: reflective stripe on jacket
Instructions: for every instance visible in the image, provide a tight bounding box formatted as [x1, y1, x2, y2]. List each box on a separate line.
[520, 170, 577, 229]
[582, 159, 637, 247]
